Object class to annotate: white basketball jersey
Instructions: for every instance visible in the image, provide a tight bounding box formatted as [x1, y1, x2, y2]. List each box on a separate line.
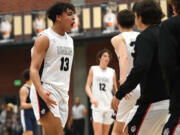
[91, 66, 114, 111]
[34, 28, 74, 92]
[121, 31, 139, 74]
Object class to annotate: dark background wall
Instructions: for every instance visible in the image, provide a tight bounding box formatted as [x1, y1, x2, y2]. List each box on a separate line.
[0, 0, 69, 13]
[0, 47, 31, 95]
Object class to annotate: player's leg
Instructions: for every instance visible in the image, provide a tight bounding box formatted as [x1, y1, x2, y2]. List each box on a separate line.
[123, 126, 129, 135]
[112, 88, 139, 135]
[23, 131, 33, 135]
[93, 121, 103, 135]
[102, 124, 111, 135]
[103, 111, 114, 135]
[40, 111, 63, 135]
[111, 121, 125, 135]
[92, 110, 103, 135]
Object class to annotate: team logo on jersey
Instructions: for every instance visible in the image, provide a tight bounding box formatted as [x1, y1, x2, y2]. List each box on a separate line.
[131, 125, 136, 133]
[163, 128, 170, 135]
[52, 39, 56, 43]
[41, 108, 46, 115]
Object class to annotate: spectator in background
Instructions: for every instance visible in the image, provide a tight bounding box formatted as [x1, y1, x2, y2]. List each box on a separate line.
[103, 8, 116, 33]
[19, 69, 37, 135]
[69, 97, 87, 135]
[3, 103, 17, 135]
[33, 13, 46, 36]
[0, 18, 12, 40]
[0, 103, 7, 135]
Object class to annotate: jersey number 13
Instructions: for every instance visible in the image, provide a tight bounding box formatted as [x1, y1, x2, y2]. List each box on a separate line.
[60, 57, 69, 71]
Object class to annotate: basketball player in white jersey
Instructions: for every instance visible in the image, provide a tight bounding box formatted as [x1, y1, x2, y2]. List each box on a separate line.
[110, 9, 140, 135]
[30, 2, 75, 135]
[86, 49, 118, 135]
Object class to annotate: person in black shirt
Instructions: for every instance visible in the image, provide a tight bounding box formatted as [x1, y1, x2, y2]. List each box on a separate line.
[159, 0, 180, 134]
[111, 0, 169, 135]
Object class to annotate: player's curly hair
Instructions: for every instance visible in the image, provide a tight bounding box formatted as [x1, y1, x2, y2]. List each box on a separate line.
[171, 0, 180, 14]
[96, 49, 112, 65]
[47, 2, 75, 23]
[133, 0, 164, 25]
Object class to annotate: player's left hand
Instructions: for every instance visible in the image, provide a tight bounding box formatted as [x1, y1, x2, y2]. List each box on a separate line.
[111, 96, 120, 111]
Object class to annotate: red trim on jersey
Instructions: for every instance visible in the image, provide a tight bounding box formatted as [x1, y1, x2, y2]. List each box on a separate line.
[172, 124, 179, 135]
[35, 89, 41, 118]
[136, 104, 152, 135]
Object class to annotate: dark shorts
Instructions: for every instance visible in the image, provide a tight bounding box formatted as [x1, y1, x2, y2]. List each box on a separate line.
[21, 111, 37, 132]
[36, 93, 50, 118]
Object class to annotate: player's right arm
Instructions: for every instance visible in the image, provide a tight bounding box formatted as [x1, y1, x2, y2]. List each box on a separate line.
[30, 35, 56, 108]
[111, 35, 129, 85]
[85, 67, 98, 107]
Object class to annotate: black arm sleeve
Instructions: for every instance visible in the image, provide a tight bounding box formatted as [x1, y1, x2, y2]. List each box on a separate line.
[159, 19, 180, 90]
[115, 35, 155, 100]
[159, 20, 178, 69]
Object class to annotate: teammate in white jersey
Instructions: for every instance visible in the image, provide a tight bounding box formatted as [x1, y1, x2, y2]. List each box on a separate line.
[111, 9, 140, 135]
[86, 49, 118, 135]
[30, 2, 75, 135]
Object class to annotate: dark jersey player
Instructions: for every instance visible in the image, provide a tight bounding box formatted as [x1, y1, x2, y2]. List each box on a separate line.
[111, 0, 169, 135]
[159, 0, 180, 134]
[19, 69, 37, 135]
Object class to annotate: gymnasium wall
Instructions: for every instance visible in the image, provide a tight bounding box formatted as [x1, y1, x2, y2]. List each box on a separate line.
[0, 0, 69, 13]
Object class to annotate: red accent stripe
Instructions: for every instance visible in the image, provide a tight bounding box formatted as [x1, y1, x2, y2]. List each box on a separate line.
[136, 104, 152, 135]
[172, 124, 179, 135]
[35, 89, 41, 118]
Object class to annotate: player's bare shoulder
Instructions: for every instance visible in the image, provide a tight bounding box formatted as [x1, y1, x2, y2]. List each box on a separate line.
[34, 35, 49, 50]
[111, 34, 124, 47]
[111, 34, 124, 44]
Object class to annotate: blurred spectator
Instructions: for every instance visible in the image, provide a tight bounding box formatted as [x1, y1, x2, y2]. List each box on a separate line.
[33, 13, 45, 36]
[0, 103, 7, 135]
[69, 97, 87, 135]
[3, 103, 17, 135]
[103, 8, 116, 33]
[0, 18, 12, 40]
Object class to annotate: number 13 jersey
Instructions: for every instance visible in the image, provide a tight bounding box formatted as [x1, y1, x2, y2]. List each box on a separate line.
[91, 66, 115, 111]
[40, 28, 74, 92]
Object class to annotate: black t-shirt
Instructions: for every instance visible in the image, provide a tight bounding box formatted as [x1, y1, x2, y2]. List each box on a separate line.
[159, 15, 180, 115]
[116, 25, 169, 105]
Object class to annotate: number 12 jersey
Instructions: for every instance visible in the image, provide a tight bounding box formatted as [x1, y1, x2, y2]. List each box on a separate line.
[91, 66, 115, 111]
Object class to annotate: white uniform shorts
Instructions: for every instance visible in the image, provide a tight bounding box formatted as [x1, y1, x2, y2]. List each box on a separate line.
[116, 87, 140, 122]
[125, 99, 169, 135]
[30, 83, 69, 128]
[92, 109, 114, 125]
